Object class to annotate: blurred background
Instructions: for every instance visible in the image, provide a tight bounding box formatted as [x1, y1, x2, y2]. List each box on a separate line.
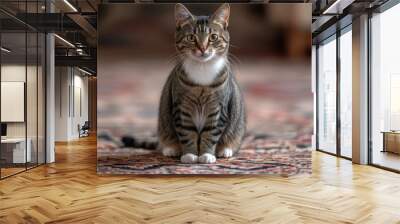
[98, 4, 312, 150]
[99, 4, 310, 59]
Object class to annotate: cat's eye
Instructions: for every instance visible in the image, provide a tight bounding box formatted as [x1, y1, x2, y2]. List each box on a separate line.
[209, 34, 219, 42]
[186, 34, 196, 42]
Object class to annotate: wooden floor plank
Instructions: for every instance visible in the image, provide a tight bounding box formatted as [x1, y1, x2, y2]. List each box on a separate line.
[1, 136, 400, 223]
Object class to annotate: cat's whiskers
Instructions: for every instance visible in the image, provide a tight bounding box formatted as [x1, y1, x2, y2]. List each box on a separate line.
[226, 54, 241, 74]
[228, 43, 239, 49]
[227, 53, 241, 65]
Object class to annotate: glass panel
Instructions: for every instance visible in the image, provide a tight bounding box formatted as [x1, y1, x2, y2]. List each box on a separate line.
[1, 31, 27, 177]
[339, 28, 352, 158]
[371, 4, 400, 171]
[317, 36, 337, 154]
[27, 31, 38, 169]
[26, 0, 39, 169]
[38, 33, 45, 165]
[0, 1, 46, 178]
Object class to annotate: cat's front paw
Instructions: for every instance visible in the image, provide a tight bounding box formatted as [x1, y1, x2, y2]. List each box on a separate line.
[162, 147, 181, 157]
[217, 148, 233, 158]
[198, 153, 216, 164]
[181, 153, 198, 163]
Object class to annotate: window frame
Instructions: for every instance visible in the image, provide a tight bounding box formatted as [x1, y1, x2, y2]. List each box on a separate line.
[315, 22, 353, 161]
[367, 0, 400, 173]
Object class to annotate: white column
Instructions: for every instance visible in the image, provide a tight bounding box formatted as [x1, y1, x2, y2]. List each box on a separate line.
[55, 67, 73, 141]
[45, 1, 56, 163]
[46, 33, 55, 163]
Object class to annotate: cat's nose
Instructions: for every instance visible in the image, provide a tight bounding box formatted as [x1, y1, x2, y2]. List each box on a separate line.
[199, 46, 207, 54]
[197, 37, 209, 54]
[194, 48, 209, 57]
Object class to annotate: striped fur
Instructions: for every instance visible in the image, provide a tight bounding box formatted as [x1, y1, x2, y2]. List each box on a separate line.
[158, 4, 246, 164]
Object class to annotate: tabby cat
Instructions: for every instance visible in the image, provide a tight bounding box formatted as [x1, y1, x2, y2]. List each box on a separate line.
[158, 3, 246, 164]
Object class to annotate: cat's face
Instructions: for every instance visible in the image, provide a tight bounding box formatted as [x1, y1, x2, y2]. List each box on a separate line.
[175, 4, 230, 63]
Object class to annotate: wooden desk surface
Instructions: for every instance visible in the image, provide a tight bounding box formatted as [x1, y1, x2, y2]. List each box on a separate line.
[1, 138, 29, 144]
[381, 131, 400, 134]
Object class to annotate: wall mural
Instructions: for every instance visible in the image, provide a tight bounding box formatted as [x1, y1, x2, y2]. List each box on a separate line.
[97, 3, 312, 176]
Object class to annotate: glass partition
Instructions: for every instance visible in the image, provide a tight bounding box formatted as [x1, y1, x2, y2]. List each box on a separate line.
[38, 32, 45, 165]
[27, 30, 38, 169]
[0, 2, 46, 179]
[26, 0, 42, 170]
[1, 31, 28, 177]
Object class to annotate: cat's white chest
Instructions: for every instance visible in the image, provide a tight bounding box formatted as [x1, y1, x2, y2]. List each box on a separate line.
[182, 57, 226, 85]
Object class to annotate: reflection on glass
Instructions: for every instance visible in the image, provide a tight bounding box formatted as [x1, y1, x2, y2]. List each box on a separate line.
[340, 28, 352, 158]
[318, 36, 337, 154]
[371, 4, 400, 171]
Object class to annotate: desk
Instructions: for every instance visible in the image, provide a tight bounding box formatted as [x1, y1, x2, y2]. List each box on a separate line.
[382, 131, 400, 155]
[1, 138, 31, 163]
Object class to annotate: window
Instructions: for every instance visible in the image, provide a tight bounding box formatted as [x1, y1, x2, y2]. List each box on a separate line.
[316, 24, 353, 159]
[317, 36, 337, 154]
[339, 27, 352, 158]
[370, 2, 400, 171]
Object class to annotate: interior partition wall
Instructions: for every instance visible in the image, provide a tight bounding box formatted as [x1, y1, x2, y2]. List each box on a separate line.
[370, 1, 400, 172]
[316, 24, 353, 159]
[0, 1, 46, 179]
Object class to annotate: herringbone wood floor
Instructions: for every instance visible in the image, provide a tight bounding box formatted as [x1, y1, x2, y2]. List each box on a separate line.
[1, 136, 400, 224]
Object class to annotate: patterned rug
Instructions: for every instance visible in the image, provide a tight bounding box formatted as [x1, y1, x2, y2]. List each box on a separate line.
[98, 133, 311, 176]
[97, 59, 312, 176]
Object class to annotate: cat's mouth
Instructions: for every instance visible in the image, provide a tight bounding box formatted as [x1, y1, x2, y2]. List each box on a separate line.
[190, 50, 215, 62]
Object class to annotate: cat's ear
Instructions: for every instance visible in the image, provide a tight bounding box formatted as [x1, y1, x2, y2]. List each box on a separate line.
[175, 4, 194, 28]
[211, 3, 230, 29]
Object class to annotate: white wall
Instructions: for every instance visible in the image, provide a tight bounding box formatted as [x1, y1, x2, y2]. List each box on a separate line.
[72, 73, 89, 136]
[1, 82, 25, 122]
[55, 67, 70, 141]
[1, 65, 39, 138]
[1, 65, 26, 135]
[1, 65, 26, 141]
[55, 67, 89, 141]
[1, 63, 46, 164]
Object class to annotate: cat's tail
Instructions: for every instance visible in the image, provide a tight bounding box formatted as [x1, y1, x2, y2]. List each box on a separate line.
[121, 135, 158, 150]
[98, 131, 158, 150]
